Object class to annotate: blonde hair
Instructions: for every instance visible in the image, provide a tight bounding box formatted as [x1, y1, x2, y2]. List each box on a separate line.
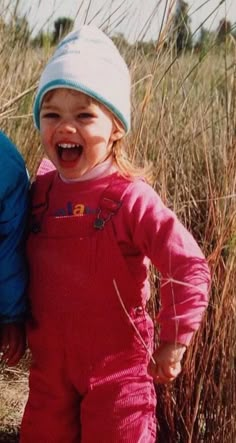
[112, 120, 153, 185]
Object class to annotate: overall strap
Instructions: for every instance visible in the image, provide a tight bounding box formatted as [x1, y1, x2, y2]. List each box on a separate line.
[94, 174, 132, 230]
[30, 170, 56, 233]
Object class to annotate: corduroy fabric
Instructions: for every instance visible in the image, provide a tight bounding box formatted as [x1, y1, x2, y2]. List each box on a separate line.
[20, 172, 157, 442]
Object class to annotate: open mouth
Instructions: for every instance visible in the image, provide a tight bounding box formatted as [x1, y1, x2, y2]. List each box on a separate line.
[57, 143, 83, 162]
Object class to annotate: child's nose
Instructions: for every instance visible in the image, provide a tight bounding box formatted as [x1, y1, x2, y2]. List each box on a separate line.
[58, 120, 77, 133]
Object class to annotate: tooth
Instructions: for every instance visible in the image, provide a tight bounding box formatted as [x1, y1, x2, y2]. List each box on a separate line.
[59, 143, 77, 149]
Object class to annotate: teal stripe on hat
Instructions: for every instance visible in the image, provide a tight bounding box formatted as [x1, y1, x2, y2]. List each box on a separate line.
[33, 80, 130, 133]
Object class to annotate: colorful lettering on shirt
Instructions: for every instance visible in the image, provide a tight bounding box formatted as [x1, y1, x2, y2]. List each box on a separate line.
[54, 202, 98, 217]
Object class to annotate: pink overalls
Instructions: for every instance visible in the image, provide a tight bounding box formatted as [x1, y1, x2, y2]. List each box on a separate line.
[20, 174, 157, 442]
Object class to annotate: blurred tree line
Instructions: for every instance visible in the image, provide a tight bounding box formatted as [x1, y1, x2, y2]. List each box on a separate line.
[1, 0, 236, 56]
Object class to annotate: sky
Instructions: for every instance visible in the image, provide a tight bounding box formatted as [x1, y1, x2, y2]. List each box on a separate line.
[4, 0, 236, 42]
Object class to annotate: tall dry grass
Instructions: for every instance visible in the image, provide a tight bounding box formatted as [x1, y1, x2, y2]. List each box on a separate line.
[130, 40, 236, 442]
[0, 1, 235, 442]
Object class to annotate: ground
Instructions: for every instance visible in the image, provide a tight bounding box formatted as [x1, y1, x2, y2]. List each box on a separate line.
[0, 354, 30, 443]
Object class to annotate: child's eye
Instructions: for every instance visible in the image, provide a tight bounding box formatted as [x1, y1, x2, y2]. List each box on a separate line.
[79, 113, 94, 119]
[42, 112, 59, 119]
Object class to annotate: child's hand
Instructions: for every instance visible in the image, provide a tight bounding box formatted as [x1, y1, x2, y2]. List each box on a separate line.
[148, 342, 186, 384]
[0, 322, 26, 367]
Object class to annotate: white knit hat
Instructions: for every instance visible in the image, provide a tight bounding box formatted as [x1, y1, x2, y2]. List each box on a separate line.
[33, 25, 131, 132]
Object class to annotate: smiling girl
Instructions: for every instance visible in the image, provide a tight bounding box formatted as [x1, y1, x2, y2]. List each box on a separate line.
[20, 25, 210, 443]
[40, 89, 123, 180]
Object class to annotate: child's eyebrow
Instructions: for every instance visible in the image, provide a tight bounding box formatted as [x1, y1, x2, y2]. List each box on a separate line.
[41, 102, 95, 111]
[40, 102, 59, 110]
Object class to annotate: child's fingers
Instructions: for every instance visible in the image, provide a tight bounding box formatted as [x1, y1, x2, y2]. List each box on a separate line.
[164, 362, 182, 379]
[0, 344, 11, 364]
[5, 350, 22, 366]
[0, 342, 24, 366]
[148, 360, 182, 384]
[0, 323, 26, 366]
[148, 357, 157, 378]
[0, 337, 10, 361]
[156, 366, 176, 383]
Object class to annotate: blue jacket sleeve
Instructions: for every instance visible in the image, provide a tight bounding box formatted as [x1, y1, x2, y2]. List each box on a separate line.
[0, 131, 30, 323]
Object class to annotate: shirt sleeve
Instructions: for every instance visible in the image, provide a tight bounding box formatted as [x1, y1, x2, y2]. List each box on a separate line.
[122, 180, 211, 346]
[0, 135, 30, 323]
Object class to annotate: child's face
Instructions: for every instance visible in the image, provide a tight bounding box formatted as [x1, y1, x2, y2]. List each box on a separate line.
[39, 88, 123, 180]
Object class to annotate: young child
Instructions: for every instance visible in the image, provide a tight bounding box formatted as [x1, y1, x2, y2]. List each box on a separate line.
[20, 26, 210, 442]
[0, 131, 29, 367]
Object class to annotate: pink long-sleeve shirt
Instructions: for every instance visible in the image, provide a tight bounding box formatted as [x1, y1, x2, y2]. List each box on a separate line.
[35, 159, 210, 346]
